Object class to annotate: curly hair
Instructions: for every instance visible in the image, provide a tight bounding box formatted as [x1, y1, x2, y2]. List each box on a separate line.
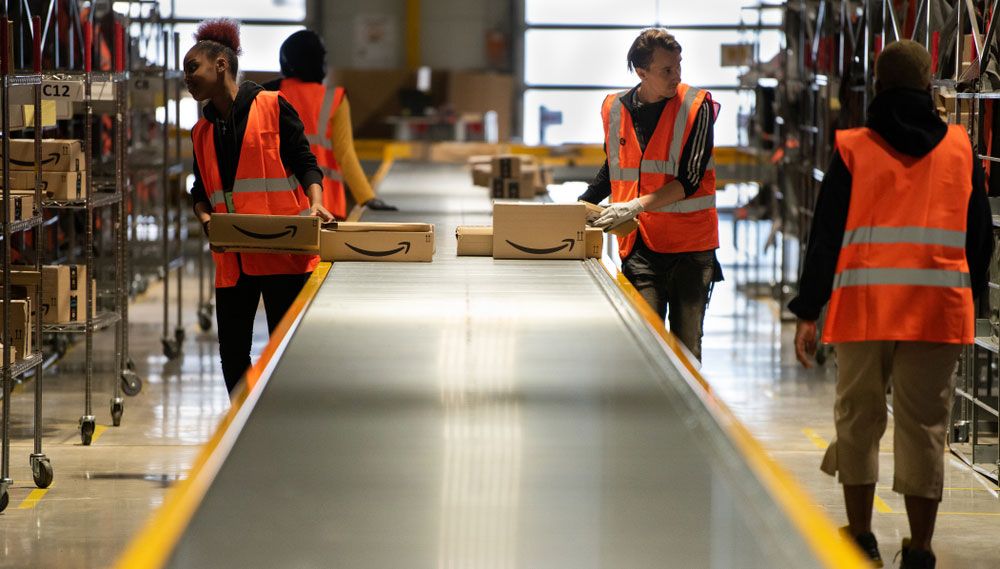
[193, 19, 242, 77]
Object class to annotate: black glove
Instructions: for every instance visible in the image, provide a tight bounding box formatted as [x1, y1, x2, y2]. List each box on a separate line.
[365, 198, 398, 211]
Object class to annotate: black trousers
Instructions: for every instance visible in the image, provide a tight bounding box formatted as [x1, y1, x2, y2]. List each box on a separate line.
[622, 243, 716, 361]
[215, 272, 310, 393]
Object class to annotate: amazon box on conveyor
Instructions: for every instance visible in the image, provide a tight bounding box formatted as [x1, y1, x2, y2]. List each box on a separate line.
[458, 224, 604, 259]
[2, 139, 84, 172]
[492, 202, 586, 260]
[209, 213, 320, 254]
[320, 222, 435, 262]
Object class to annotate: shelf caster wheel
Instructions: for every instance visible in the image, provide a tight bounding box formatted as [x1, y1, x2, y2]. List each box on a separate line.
[80, 416, 96, 446]
[126, 357, 136, 371]
[198, 306, 213, 332]
[111, 399, 124, 427]
[162, 338, 181, 360]
[174, 326, 186, 344]
[121, 370, 142, 397]
[0, 486, 8, 513]
[31, 455, 53, 489]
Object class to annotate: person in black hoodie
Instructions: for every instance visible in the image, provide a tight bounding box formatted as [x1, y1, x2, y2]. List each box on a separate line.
[789, 40, 992, 569]
[186, 19, 332, 395]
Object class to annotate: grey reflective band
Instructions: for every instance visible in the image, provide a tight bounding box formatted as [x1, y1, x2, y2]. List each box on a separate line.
[842, 226, 966, 248]
[607, 91, 630, 182]
[307, 133, 332, 150]
[209, 190, 227, 208]
[316, 87, 337, 142]
[231, 175, 299, 194]
[651, 194, 717, 214]
[833, 268, 971, 289]
[640, 160, 677, 175]
[320, 165, 344, 182]
[666, 87, 701, 170]
[299, 208, 311, 216]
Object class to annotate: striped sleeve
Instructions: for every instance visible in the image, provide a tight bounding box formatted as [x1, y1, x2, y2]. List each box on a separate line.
[676, 98, 714, 197]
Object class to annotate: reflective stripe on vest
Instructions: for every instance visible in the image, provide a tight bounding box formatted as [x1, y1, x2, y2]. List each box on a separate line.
[650, 194, 717, 214]
[319, 165, 344, 182]
[314, 86, 338, 150]
[608, 87, 700, 181]
[842, 226, 966, 248]
[833, 268, 971, 290]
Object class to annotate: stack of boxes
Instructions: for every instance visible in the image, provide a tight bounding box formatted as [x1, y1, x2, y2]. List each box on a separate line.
[1, 139, 87, 202]
[0, 270, 39, 362]
[469, 154, 554, 200]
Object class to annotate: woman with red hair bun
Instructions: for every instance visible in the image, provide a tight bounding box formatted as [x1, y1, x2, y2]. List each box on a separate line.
[185, 18, 333, 396]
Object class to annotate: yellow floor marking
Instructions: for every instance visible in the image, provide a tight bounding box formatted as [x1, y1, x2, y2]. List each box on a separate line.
[802, 428, 829, 450]
[873, 495, 894, 513]
[91, 425, 108, 444]
[18, 488, 49, 510]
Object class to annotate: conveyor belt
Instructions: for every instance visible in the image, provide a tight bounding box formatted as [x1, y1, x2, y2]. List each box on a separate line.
[118, 163, 865, 569]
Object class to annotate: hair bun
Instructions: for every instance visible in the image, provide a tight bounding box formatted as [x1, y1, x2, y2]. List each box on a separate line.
[194, 19, 242, 55]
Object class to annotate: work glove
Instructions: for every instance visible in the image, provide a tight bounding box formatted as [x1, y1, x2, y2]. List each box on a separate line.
[365, 197, 399, 211]
[593, 198, 643, 231]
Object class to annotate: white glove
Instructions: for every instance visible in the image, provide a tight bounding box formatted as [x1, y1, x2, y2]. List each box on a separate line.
[593, 198, 643, 230]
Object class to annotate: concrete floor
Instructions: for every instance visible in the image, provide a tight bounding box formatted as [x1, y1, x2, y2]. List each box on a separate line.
[0, 216, 997, 568]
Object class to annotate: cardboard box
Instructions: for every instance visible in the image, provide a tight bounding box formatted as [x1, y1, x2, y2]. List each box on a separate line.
[456, 226, 494, 256]
[585, 227, 605, 259]
[2, 139, 83, 171]
[471, 163, 492, 187]
[1, 170, 87, 201]
[41, 265, 87, 323]
[458, 224, 604, 259]
[0, 343, 16, 365]
[579, 201, 639, 237]
[490, 177, 535, 200]
[1, 269, 41, 325]
[492, 203, 586, 260]
[0, 300, 30, 360]
[0, 193, 33, 222]
[210, 213, 321, 253]
[491, 155, 523, 178]
[320, 222, 435, 262]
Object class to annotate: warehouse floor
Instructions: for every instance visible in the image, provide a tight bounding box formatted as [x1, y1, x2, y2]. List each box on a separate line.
[0, 200, 998, 567]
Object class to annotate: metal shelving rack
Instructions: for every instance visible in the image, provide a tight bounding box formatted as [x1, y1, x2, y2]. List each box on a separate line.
[0, 16, 51, 513]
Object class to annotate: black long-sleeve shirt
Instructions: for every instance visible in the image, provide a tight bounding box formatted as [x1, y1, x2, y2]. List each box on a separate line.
[190, 81, 323, 213]
[788, 89, 994, 321]
[578, 85, 715, 204]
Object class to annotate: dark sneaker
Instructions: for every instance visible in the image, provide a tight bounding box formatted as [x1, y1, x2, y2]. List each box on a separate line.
[898, 538, 936, 569]
[840, 527, 884, 567]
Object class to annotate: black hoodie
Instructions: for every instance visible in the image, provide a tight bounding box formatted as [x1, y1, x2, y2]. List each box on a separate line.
[190, 81, 323, 213]
[788, 88, 994, 321]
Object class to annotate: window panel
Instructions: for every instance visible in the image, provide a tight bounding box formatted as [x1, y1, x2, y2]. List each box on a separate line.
[526, 0, 657, 26]
[523, 88, 743, 147]
[159, 0, 305, 21]
[174, 24, 304, 72]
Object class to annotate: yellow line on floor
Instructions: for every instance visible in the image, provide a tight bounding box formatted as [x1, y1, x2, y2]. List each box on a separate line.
[91, 425, 108, 444]
[18, 488, 49, 509]
[873, 496, 894, 513]
[802, 428, 829, 450]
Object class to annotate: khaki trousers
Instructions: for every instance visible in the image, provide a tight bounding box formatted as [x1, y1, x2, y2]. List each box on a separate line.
[820, 341, 961, 501]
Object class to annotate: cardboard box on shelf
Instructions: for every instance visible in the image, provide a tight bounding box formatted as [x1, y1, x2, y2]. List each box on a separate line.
[0, 343, 16, 365]
[579, 201, 639, 237]
[0, 193, 34, 222]
[209, 213, 321, 254]
[2, 139, 83, 171]
[458, 224, 604, 259]
[41, 265, 87, 323]
[0, 300, 31, 360]
[456, 226, 494, 256]
[1, 269, 41, 323]
[492, 202, 586, 260]
[320, 222, 435, 262]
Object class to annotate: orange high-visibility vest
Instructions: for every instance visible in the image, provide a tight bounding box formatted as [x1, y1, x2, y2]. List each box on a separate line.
[823, 125, 974, 344]
[602, 83, 718, 258]
[278, 78, 347, 219]
[193, 90, 319, 288]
